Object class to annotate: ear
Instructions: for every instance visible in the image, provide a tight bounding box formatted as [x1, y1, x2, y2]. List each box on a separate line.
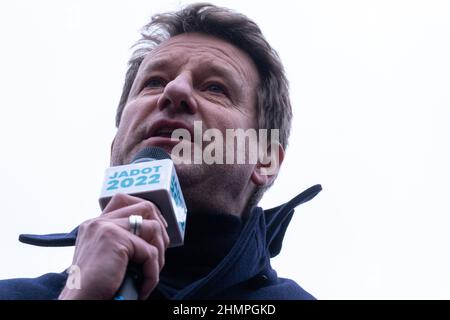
[250, 142, 285, 187]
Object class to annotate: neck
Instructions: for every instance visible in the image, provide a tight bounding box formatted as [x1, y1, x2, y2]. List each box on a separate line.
[160, 210, 243, 289]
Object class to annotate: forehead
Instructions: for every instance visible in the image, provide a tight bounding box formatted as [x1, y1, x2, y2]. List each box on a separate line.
[139, 33, 259, 83]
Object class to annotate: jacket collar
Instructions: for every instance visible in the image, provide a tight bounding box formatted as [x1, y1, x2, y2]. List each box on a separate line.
[265, 184, 322, 257]
[19, 184, 322, 250]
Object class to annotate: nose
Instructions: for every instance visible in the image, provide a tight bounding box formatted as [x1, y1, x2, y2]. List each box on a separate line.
[156, 73, 198, 114]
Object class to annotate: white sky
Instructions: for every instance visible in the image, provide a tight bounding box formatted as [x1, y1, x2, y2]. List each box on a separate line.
[1, 0, 449, 299]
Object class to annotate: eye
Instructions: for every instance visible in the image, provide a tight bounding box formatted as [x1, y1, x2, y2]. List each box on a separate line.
[145, 77, 166, 89]
[205, 83, 227, 95]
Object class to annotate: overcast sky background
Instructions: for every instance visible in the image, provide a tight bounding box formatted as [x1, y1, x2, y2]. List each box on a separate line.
[1, 0, 449, 299]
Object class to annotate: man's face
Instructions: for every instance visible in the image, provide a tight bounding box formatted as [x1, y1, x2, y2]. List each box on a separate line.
[111, 33, 261, 215]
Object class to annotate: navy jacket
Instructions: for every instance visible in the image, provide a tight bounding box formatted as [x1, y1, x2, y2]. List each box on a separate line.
[0, 184, 322, 300]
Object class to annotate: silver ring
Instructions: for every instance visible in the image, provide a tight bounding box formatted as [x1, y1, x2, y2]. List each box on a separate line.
[129, 215, 143, 237]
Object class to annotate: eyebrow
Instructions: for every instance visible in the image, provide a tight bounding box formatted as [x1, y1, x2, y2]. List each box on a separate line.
[140, 58, 172, 75]
[200, 63, 243, 88]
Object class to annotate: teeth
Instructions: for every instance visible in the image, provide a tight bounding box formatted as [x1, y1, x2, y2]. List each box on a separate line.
[155, 127, 174, 137]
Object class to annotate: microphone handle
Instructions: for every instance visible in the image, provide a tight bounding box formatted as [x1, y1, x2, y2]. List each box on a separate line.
[114, 263, 142, 300]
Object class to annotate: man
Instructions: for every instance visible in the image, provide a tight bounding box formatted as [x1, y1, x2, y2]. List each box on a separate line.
[0, 3, 321, 300]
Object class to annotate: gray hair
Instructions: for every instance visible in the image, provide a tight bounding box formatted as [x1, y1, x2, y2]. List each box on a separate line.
[116, 3, 292, 207]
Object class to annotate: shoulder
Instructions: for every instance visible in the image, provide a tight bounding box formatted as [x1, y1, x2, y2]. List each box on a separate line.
[216, 276, 316, 300]
[0, 272, 67, 300]
[246, 277, 316, 300]
[267, 277, 316, 300]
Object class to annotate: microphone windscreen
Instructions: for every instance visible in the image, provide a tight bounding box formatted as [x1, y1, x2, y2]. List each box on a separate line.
[131, 146, 171, 163]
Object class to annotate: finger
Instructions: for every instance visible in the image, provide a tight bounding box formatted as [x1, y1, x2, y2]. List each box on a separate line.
[138, 246, 160, 300]
[112, 218, 169, 268]
[129, 217, 170, 250]
[103, 199, 168, 229]
[103, 193, 141, 213]
[115, 228, 162, 300]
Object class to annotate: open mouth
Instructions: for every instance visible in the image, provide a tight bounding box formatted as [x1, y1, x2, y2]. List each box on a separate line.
[153, 128, 176, 138]
[146, 119, 194, 142]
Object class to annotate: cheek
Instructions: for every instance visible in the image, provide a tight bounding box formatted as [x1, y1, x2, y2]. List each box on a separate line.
[203, 108, 256, 132]
[112, 97, 158, 162]
[121, 96, 157, 123]
[117, 95, 160, 137]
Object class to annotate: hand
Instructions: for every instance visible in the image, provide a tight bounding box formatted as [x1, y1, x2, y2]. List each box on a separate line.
[58, 193, 169, 300]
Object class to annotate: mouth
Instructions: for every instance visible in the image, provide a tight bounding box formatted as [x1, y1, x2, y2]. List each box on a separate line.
[152, 129, 175, 138]
[144, 119, 194, 144]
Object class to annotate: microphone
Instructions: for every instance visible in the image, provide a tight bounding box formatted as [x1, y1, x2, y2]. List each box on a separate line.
[100, 146, 187, 247]
[99, 146, 187, 299]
